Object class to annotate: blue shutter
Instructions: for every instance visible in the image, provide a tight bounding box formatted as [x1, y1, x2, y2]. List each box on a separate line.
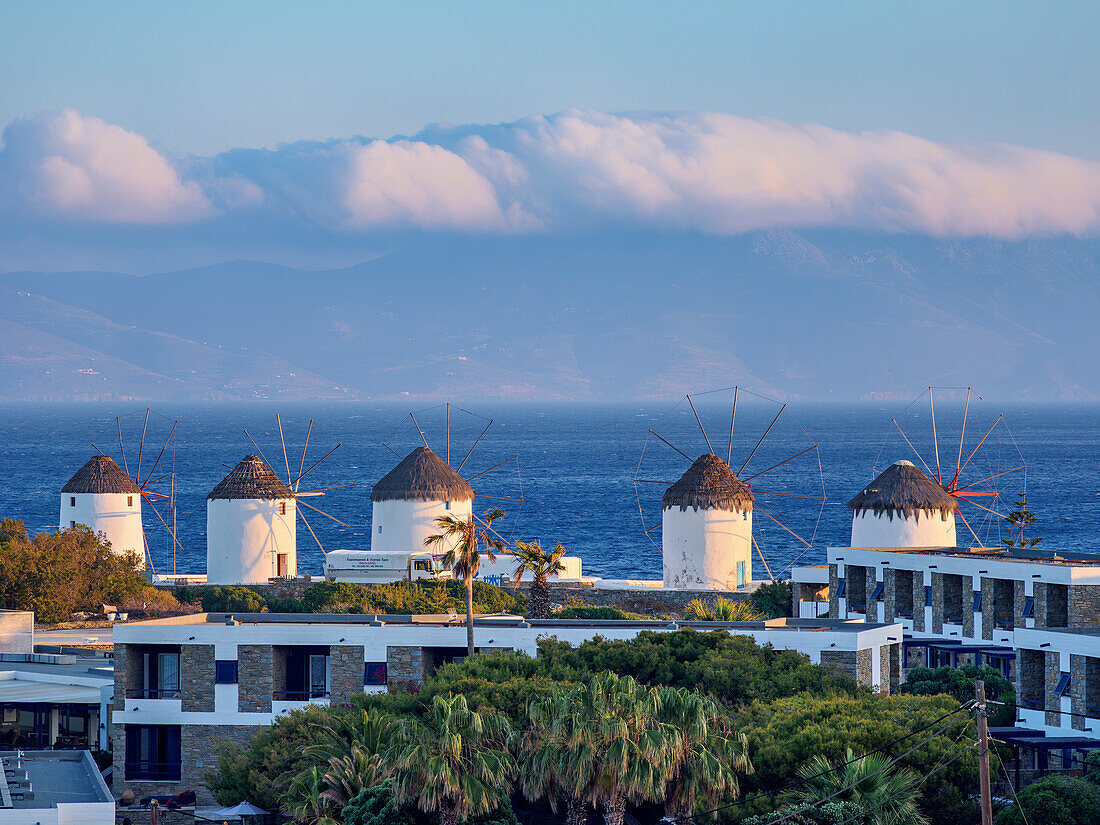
[365, 663, 388, 686]
[1055, 673, 1072, 696]
[836, 578, 846, 598]
[215, 660, 238, 684]
[925, 585, 933, 607]
[973, 591, 983, 612]
[871, 582, 884, 600]
[1023, 596, 1035, 618]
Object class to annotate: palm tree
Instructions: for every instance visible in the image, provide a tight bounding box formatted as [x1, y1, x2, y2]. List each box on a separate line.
[655, 685, 752, 819]
[782, 748, 928, 825]
[305, 709, 399, 808]
[511, 540, 567, 618]
[388, 692, 516, 825]
[521, 688, 590, 825]
[425, 508, 506, 657]
[684, 596, 763, 621]
[282, 765, 340, 825]
[540, 672, 677, 825]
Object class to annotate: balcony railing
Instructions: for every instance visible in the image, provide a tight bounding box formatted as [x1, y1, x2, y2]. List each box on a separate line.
[125, 760, 182, 781]
[125, 688, 181, 699]
[273, 690, 329, 701]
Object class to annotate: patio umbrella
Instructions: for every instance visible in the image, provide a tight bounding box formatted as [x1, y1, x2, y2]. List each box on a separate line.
[212, 802, 270, 818]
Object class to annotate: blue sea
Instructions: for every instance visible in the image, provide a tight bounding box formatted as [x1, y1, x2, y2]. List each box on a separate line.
[0, 401, 1096, 580]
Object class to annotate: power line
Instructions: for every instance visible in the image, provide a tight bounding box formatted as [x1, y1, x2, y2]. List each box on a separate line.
[667, 704, 972, 823]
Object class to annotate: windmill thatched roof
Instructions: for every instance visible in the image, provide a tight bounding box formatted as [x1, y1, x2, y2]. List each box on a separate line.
[370, 446, 475, 503]
[848, 460, 958, 521]
[662, 454, 754, 512]
[62, 455, 141, 494]
[208, 455, 295, 500]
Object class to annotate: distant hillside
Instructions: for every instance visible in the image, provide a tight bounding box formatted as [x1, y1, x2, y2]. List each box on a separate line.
[2, 231, 1097, 401]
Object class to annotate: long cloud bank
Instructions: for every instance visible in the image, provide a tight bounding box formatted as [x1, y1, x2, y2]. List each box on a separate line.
[2, 108, 1099, 237]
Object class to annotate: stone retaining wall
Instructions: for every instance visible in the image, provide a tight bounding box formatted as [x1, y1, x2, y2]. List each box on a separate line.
[506, 583, 751, 616]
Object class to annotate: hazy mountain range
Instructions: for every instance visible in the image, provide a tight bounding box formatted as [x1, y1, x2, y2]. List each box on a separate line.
[1, 230, 1096, 402]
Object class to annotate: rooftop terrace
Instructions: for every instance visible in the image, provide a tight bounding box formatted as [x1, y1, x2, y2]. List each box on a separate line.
[0, 750, 111, 810]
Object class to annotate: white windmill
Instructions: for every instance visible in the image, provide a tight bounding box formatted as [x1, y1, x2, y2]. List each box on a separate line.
[60, 410, 183, 573]
[636, 388, 827, 591]
[206, 415, 348, 585]
[854, 386, 1027, 548]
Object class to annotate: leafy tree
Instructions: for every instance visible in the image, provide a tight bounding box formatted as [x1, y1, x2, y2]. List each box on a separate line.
[536, 629, 857, 706]
[742, 801, 870, 825]
[900, 664, 1016, 726]
[654, 685, 752, 819]
[421, 652, 570, 726]
[425, 509, 507, 657]
[782, 747, 928, 825]
[995, 775, 1100, 825]
[343, 785, 521, 825]
[750, 579, 794, 619]
[388, 692, 516, 825]
[282, 766, 339, 825]
[1002, 493, 1043, 549]
[684, 596, 763, 621]
[735, 693, 976, 824]
[0, 522, 162, 623]
[510, 540, 567, 618]
[521, 686, 590, 825]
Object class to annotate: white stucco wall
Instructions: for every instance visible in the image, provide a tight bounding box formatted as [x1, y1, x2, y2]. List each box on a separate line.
[370, 497, 473, 555]
[60, 492, 145, 569]
[662, 505, 752, 590]
[206, 498, 296, 584]
[850, 509, 956, 548]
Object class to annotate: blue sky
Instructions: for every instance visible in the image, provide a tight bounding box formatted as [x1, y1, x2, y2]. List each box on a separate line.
[2, 1, 1097, 158]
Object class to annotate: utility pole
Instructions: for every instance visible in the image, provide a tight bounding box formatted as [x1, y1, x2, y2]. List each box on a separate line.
[976, 679, 993, 825]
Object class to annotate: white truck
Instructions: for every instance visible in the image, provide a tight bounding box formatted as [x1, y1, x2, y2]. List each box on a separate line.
[323, 549, 453, 584]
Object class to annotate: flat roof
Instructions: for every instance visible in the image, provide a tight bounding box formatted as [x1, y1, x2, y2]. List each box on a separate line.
[833, 546, 1100, 565]
[0, 751, 112, 809]
[0, 679, 101, 704]
[118, 612, 894, 636]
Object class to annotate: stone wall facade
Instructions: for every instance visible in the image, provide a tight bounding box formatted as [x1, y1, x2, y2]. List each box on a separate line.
[329, 644, 366, 705]
[820, 650, 857, 682]
[114, 642, 136, 712]
[930, 572, 944, 634]
[829, 564, 841, 618]
[387, 645, 426, 687]
[237, 644, 273, 712]
[912, 573, 926, 632]
[113, 723, 259, 806]
[1045, 651, 1063, 727]
[961, 575, 976, 638]
[856, 648, 873, 686]
[181, 645, 214, 712]
[1070, 585, 1100, 628]
[980, 578, 995, 641]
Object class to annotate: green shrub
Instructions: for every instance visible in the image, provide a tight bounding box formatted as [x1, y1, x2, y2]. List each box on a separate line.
[900, 664, 1016, 726]
[343, 785, 521, 825]
[181, 585, 268, 613]
[995, 775, 1100, 825]
[556, 605, 631, 620]
[750, 579, 794, 618]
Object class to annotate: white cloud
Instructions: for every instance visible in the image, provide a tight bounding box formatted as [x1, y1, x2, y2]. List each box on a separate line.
[0, 109, 211, 223]
[4, 108, 1100, 237]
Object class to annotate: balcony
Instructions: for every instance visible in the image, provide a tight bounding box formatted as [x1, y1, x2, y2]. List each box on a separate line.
[272, 690, 330, 715]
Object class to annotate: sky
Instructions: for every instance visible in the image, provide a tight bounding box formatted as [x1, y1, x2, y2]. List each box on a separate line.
[0, 1, 1098, 272]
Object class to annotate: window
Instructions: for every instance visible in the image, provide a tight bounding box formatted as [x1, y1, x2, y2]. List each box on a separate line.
[70, 521, 76, 528]
[279, 501, 286, 516]
[215, 660, 238, 684]
[1023, 596, 1035, 618]
[277, 553, 289, 578]
[871, 582, 884, 600]
[309, 655, 328, 696]
[445, 501, 450, 511]
[125, 725, 181, 781]
[1055, 672, 1072, 697]
[836, 578, 846, 598]
[414, 560, 431, 572]
[736, 561, 746, 588]
[158, 652, 180, 695]
[365, 662, 388, 686]
[127, 495, 133, 507]
[378, 525, 382, 534]
[70, 496, 76, 507]
[973, 591, 983, 612]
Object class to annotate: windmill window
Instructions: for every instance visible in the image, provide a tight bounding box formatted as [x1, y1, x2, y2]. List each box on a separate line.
[70, 497, 76, 507]
[70, 521, 76, 528]
[128, 496, 133, 507]
[279, 502, 286, 516]
[445, 501, 451, 511]
[378, 525, 382, 534]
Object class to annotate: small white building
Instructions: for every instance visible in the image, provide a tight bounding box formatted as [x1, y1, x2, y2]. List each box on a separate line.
[206, 455, 296, 585]
[369, 446, 474, 556]
[661, 454, 754, 590]
[0, 750, 114, 825]
[60, 455, 145, 569]
[848, 460, 958, 548]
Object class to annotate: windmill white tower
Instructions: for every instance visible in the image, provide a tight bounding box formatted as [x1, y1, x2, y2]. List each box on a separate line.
[848, 460, 958, 547]
[61, 410, 183, 573]
[206, 455, 298, 584]
[60, 455, 146, 567]
[637, 388, 826, 591]
[858, 386, 1027, 548]
[207, 415, 347, 584]
[370, 446, 476, 555]
[661, 454, 755, 589]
